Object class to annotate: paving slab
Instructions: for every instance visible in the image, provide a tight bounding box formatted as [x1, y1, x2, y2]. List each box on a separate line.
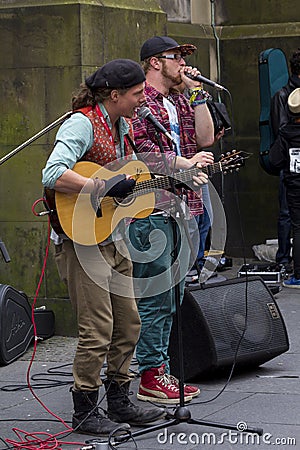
[0, 260, 299, 450]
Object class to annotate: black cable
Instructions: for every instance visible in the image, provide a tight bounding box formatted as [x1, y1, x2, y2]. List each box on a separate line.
[108, 428, 138, 449]
[172, 0, 249, 411]
[0, 437, 10, 450]
[0, 363, 73, 392]
[187, 168, 249, 408]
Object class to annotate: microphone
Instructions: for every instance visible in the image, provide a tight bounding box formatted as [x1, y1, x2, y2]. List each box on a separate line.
[137, 106, 174, 142]
[185, 72, 226, 90]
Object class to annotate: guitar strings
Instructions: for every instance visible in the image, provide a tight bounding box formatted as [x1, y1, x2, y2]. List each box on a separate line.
[130, 152, 241, 196]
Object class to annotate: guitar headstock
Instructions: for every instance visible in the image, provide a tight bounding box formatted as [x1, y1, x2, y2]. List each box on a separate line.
[219, 150, 251, 173]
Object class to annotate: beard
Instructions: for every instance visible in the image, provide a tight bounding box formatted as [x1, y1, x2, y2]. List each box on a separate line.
[161, 60, 182, 85]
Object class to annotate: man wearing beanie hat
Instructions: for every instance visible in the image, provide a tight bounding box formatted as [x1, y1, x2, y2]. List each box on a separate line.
[128, 36, 215, 404]
[42, 59, 165, 436]
[270, 87, 300, 288]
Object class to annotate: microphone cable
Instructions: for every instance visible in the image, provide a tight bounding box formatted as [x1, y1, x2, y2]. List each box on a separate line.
[0, 199, 82, 450]
[178, 0, 251, 410]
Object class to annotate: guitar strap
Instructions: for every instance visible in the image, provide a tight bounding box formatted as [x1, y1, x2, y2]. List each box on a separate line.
[125, 133, 139, 154]
[125, 133, 157, 181]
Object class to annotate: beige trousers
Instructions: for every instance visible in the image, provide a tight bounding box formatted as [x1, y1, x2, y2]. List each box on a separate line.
[55, 239, 141, 391]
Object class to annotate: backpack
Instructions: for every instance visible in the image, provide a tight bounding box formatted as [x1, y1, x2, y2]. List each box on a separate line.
[206, 100, 231, 136]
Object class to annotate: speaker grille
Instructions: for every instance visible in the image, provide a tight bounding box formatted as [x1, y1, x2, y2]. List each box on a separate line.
[0, 284, 34, 365]
[191, 278, 287, 359]
[169, 277, 289, 380]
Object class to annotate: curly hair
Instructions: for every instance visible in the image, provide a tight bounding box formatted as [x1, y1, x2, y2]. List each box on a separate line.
[141, 54, 163, 74]
[290, 48, 300, 75]
[71, 84, 128, 110]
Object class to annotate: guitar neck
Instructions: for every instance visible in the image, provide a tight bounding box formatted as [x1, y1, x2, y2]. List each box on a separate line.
[133, 161, 223, 195]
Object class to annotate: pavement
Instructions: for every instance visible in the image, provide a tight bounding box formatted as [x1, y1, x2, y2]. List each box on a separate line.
[0, 259, 299, 450]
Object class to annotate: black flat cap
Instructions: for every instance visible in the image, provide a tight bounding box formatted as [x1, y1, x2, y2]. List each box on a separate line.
[85, 59, 145, 90]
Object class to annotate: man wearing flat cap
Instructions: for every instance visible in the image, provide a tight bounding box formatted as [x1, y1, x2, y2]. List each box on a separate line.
[129, 36, 215, 404]
[270, 87, 300, 289]
[42, 59, 165, 436]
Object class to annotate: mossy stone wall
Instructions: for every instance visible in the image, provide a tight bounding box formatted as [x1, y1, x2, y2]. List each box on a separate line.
[0, 0, 166, 335]
[1, 0, 299, 335]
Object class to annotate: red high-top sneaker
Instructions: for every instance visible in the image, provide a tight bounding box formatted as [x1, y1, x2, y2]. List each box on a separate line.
[137, 364, 193, 404]
[167, 374, 200, 398]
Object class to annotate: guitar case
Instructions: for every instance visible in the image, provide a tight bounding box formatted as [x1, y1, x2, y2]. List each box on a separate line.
[258, 48, 289, 175]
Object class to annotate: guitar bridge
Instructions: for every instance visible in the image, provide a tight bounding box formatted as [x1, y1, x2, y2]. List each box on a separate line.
[95, 205, 102, 218]
[90, 193, 103, 218]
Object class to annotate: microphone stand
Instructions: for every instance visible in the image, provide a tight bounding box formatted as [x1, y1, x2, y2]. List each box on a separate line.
[0, 111, 72, 267]
[0, 111, 72, 166]
[0, 238, 11, 263]
[114, 129, 263, 445]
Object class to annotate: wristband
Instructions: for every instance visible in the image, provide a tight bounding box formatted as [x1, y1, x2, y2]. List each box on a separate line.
[189, 88, 211, 105]
[190, 98, 207, 107]
[189, 87, 204, 104]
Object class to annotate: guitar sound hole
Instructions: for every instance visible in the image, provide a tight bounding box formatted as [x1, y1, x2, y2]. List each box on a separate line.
[114, 194, 135, 207]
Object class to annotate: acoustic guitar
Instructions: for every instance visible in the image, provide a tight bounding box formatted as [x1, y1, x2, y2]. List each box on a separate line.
[44, 150, 248, 245]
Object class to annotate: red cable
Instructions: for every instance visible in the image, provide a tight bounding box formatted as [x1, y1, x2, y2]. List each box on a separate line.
[6, 428, 84, 450]
[4, 202, 82, 449]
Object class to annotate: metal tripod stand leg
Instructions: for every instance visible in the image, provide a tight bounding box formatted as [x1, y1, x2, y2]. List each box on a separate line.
[114, 285, 263, 445]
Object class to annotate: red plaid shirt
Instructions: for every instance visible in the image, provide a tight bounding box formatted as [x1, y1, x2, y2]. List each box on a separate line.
[131, 82, 203, 216]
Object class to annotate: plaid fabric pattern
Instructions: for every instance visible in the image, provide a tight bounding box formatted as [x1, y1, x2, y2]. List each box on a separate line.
[132, 83, 203, 215]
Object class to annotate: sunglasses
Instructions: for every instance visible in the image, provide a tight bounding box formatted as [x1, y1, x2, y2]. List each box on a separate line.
[157, 54, 184, 61]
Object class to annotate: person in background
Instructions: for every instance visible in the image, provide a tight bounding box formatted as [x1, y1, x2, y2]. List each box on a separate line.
[269, 88, 300, 288]
[271, 49, 300, 273]
[129, 36, 214, 404]
[171, 81, 225, 284]
[42, 59, 165, 436]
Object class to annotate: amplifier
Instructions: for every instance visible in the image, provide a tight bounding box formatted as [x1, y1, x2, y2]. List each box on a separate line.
[238, 263, 285, 284]
[0, 285, 55, 365]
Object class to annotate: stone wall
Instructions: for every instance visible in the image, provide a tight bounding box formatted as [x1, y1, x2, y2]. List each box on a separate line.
[0, 0, 166, 335]
[162, 0, 300, 256]
[0, 0, 299, 335]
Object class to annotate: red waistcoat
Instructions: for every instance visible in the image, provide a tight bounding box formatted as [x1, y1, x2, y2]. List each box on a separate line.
[77, 106, 134, 166]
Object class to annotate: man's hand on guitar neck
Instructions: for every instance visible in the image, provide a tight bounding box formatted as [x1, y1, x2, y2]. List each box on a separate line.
[190, 151, 214, 167]
[174, 150, 213, 187]
[189, 150, 214, 186]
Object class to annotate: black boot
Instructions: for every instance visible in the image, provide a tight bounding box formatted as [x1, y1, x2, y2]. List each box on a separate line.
[104, 380, 166, 426]
[71, 389, 130, 436]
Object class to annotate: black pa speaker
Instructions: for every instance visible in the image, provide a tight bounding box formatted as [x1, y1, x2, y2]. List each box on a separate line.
[0, 284, 34, 365]
[168, 277, 289, 381]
